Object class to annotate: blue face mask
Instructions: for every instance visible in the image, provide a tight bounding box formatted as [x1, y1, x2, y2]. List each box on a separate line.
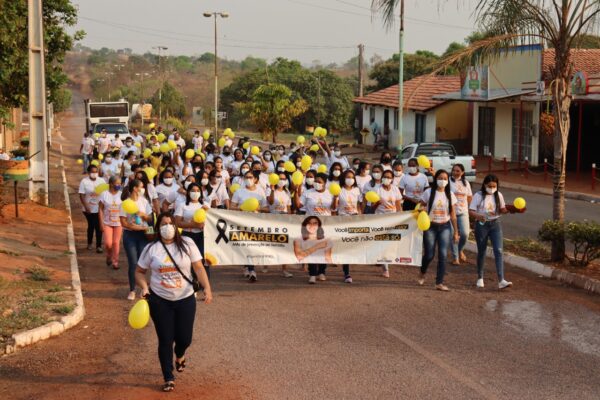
[114, 185, 122, 191]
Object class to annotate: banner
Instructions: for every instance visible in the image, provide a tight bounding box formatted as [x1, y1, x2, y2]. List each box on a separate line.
[204, 209, 423, 266]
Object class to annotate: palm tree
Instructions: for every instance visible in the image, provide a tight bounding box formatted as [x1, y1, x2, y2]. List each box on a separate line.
[372, 0, 600, 261]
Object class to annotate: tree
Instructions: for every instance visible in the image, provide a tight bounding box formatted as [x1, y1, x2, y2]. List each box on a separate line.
[240, 56, 267, 71]
[0, 0, 84, 117]
[368, 50, 440, 91]
[52, 88, 72, 113]
[150, 82, 186, 119]
[372, 0, 600, 261]
[198, 52, 216, 63]
[235, 83, 308, 142]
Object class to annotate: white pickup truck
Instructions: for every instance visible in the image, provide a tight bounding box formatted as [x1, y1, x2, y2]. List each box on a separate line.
[399, 142, 476, 182]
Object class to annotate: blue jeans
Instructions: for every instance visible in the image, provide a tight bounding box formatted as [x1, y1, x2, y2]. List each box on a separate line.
[421, 221, 452, 285]
[123, 229, 149, 291]
[475, 220, 504, 281]
[451, 213, 470, 260]
[83, 153, 93, 173]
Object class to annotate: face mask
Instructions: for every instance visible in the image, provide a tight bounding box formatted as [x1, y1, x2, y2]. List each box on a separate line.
[245, 178, 254, 187]
[201, 178, 209, 186]
[332, 170, 341, 177]
[89, 172, 98, 179]
[296, 162, 302, 167]
[305, 177, 315, 186]
[486, 187, 497, 194]
[382, 178, 392, 185]
[114, 185, 122, 191]
[277, 167, 285, 173]
[353, 164, 360, 170]
[163, 178, 174, 185]
[382, 157, 391, 163]
[364, 169, 371, 176]
[277, 180, 287, 188]
[190, 192, 201, 201]
[345, 178, 355, 186]
[437, 179, 448, 188]
[160, 224, 176, 240]
[138, 187, 146, 196]
[184, 181, 191, 189]
[105, 157, 112, 163]
[264, 154, 272, 161]
[313, 182, 324, 191]
[223, 151, 231, 156]
[372, 172, 382, 180]
[408, 167, 418, 174]
[241, 168, 249, 175]
[393, 170, 403, 177]
[126, 142, 133, 147]
[278, 150, 284, 155]
[334, 150, 341, 157]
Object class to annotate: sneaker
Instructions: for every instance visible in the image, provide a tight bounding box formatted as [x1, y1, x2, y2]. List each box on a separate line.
[262, 266, 268, 273]
[435, 284, 450, 292]
[344, 276, 353, 284]
[248, 271, 257, 282]
[283, 271, 293, 278]
[417, 273, 425, 285]
[243, 267, 250, 278]
[87, 244, 93, 250]
[318, 273, 327, 281]
[499, 280, 513, 289]
[96, 247, 103, 253]
[476, 278, 485, 288]
[382, 270, 390, 278]
[308, 276, 316, 284]
[127, 291, 136, 301]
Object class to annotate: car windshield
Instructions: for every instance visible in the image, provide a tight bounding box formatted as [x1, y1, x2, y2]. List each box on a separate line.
[94, 124, 128, 135]
[416, 144, 455, 157]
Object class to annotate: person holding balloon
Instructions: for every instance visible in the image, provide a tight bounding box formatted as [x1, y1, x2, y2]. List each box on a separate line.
[156, 169, 181, 212]
[333, 169, 362, 283]
[135, 212, 212, 393]
[79, 164, 106, 252]
[399, 158, 429, 211]
[120, 179, 154, 301]
[295, 169, 316, 215]
[417, 169, 459, 291]
[98, 176, 123, 269]
[355, 161, 372, 191]
[267, 171, 294, 278]
[449, 164, 473, 266]
[361, 164, 383, 214]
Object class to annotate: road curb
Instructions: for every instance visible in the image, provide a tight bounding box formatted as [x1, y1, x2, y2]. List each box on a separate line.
[464, 241, 600, 295]
[473, 179, 600, 202]
[3, 144, 85, 355]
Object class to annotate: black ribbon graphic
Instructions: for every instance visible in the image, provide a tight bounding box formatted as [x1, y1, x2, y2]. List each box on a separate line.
[215, 219, 229, 244]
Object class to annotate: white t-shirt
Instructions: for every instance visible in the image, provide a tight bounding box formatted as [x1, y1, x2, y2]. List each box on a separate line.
[300, 189, 333, 216]
[209, 183, 230, 207]
[267, 189, 291, 214]
[421, 189, 458, 224]
[137, 237, 202, 301]
[192, 136, 203, 151]
[131, 134, 144, 146]
[338, 187, 361, 215]
[399, 173, 429, 200]
[174, 201, 210, 233]
[81, 137, 95, 155]
[327, 154, 350, 170]
[231, 187, 268, 209]
[119, 196, 153, 230]
[101, 162, 119, 179]
[374, 185, 403, 214]
[78, 177, 106, 213]
[229, 160, 245, 175]
[393, 173, 404, 188]
[469, 191, 506, 221]
[97, 137, 111, 154]
[450, 179, 473, 216]
[112, 138, 123, 149]
[99, 191, 123, 226]
[156, 183, 181, 209]
[294, 237, 333, 264]
[120, 145, 138, 157]
[356, 175, 372, 192]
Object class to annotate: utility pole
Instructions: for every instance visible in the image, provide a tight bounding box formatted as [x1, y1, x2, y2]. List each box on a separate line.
[104, 72, 114, 100]
[136, 72, 150, 129]
[153, 46, 168, 122]
[316, 70, 321, 126]
[28, 0, 48, 205]
[204, 12, 229, 139]
[398, 0, 405, 150]
[357, 44, 364, 131]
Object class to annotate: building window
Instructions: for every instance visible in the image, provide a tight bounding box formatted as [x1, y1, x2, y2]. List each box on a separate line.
[369, 107, 375, 122]
[478, 107, 495, 156]
[415, 114, 426, 143]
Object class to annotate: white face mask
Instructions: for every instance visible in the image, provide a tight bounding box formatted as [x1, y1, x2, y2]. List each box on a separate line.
[364, 169, 371, 176]
[296, 162, 302, 168]
[382, 178, 392, 185]
[305, 177, 315, 186]
[277, 180, 288, 188]
[408, 167, 418, 174]
[264, 154, 272, 161]
[437, 179, 448, 188]
[201, 178, 209, 186]
[393, 170, 403, 177]
[105, 157, 112, 163]
[138, 187, 146, 196]
[241, 168, 249, 175]
[486, 187, 497, 194]
[334, 150, 342, 157]
[332, 170, 341, 177]
[277, 167, 286, 173]
[190, 192, 201, 201]
[372, 172, 382, 180]
[184, 181, 191, 189]
[353, 164, 360, 170]
[160, 224, 176, 240]
[345, 178, 355, 187]
[245, 178, 254, 187]
[163, 178, 174, 186]
[89, 172, 98, 180]
[313, 182, 324, 191]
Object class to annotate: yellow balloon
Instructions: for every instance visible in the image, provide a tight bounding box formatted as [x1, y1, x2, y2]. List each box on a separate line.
[134, 142, 142, 148]
[146, 134, 152, 141]
[329, 183, 341, 196]
[167, 140, 177, 150]
[193, 208, 206, 223]
[240, 197, 259, 212]
[320, 127, 328, 137]
[94, 183, 109, 195]
[143, 148, 152, 159]
[157, 133, 166, 143]
[365, 191, 380, 203]
[199, 152, 206, 160]
[229, 183, 241, 194]
[128, 299, 150, 329]
[91, 160, 99, 167]
[291, 170, 304, 186]
[185, 149, 195, 159]
[151, 145, 160, 153]
[178, 227, 183, 234]
[297, 136, 306, 144]
[417, 155, 430, 168]
[417, 211, 431, 231]
[313, 127, 322, 137]
[160, 143, 170, 153]
[149, 122, 156, 129]
[204, 252, 218, 266]
[122, 199, 139, 214]
[218, 137, 226, 147]
[251, 145, 260, 155]
[227, 131, 235, 139]
[242, 142, 250, 149]
[98, 153, 104, 161]
[144, 167, 157, 180]
[93, 133, 100, 139]
[317, 164, 327, 174]
[514, 197, 526, 210]
[77, 159, 83, 165]
[224, 128, 232, 136]
[268, 173, 280, 186]
[301, 155, 312, 171]
[203, 130, 211, 140]
[309, 144, 319, 152]
[284, 161, 296, 173]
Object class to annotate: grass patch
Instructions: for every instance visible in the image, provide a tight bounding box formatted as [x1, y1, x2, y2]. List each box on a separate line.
[53, 305, 74, 315]
[41, 294, 62, 303]
[504, 237, 551, 261]
[28, 266, 52, 282]
[47, 285, 65, 293]
[0, 249, 22, 257]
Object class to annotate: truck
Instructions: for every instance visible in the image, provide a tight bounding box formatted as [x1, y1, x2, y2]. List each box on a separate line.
[399, 142, 476, 183]
[84, 99, 130, 139]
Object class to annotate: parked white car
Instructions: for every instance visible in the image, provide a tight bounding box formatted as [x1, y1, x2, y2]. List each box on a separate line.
[399, 142, 476, 182]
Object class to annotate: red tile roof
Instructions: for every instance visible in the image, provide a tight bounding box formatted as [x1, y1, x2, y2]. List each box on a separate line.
[353, 75, 461, 112]
[543, 49, 600, 79]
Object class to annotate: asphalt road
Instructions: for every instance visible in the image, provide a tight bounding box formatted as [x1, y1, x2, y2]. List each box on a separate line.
[1, 95, 599, 400]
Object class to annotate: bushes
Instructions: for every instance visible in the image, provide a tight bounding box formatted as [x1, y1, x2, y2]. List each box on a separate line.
[539, 220, 600, 266]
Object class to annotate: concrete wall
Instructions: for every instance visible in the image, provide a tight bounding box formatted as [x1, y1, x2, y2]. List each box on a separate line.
[0, 108, 23, 151]
[361, 104, 436, 147]
[488, 45, 543, 90]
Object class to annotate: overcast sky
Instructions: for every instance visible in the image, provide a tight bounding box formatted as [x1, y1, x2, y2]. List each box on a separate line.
[70, 0, 479, 64]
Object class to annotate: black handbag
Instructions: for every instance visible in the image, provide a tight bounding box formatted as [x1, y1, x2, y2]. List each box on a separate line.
[159, 240, 201, 292]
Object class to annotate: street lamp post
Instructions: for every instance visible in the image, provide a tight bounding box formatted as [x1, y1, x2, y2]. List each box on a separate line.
[203, 11, 229, 139]
[104, 72, 115, 101]
[135, 72, 151, 128]
[152, 46, 168, 122]
[397, 0, 405, 150]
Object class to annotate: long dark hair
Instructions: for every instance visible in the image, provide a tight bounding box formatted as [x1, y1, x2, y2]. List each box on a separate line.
[328, 162, 343, 181]
[369, 164, 384, 188]
[154, 212, 189, 256]
[301, 216, 324, 240]
[451, 163, 467, 186]
[427, 169, 453, 215]
[480, 174, 501, 213]
[185, 182, 204, 206]
[341, 169, 357, 188]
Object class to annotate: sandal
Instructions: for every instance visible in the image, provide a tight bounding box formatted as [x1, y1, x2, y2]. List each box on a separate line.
[175, 358, 186, 372]
[162, 381, 175, 392]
